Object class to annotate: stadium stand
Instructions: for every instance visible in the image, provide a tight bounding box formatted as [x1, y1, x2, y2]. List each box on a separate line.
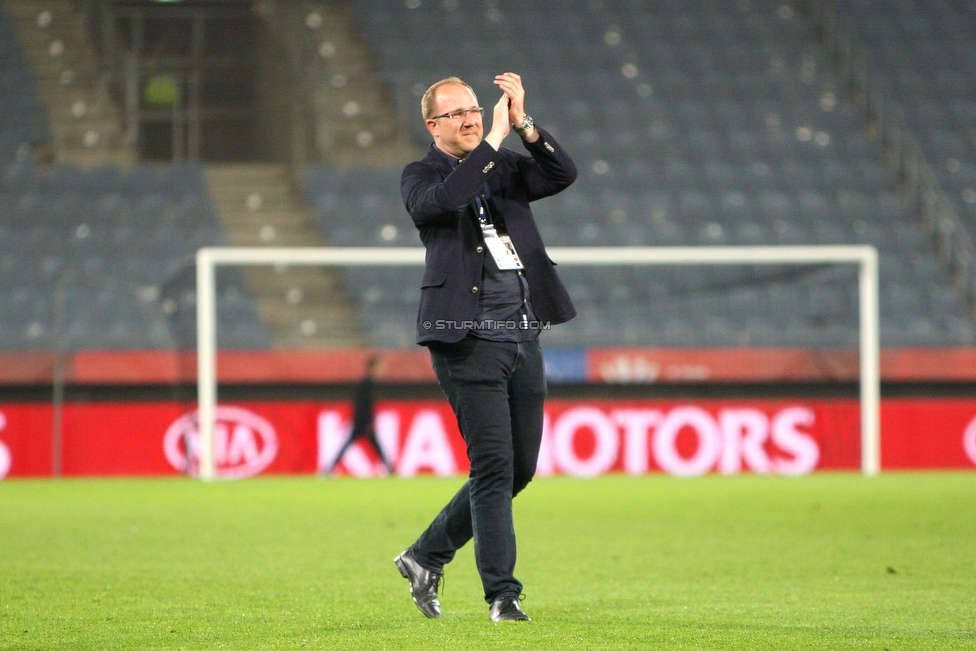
[2, 0, 973, 353]
[305, 166, 423, 348]
[0, 4, 268, 351]
[300, 0, 974, 348]
[833, 0, 976, 238]
[0, 162, 270, 350]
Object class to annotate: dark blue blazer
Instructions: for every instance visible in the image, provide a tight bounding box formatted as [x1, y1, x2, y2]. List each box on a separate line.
[401, 127, 578, 345]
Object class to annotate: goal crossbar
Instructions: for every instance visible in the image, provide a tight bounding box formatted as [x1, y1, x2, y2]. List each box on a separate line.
[196, 245, 880, 480]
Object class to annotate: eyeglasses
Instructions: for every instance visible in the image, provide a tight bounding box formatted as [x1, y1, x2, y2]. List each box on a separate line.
[429, 107, 484, 121]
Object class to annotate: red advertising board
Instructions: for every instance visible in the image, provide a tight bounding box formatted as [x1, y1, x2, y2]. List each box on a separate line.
[0, 399, 974, 479]
[6, 348, 976, 386]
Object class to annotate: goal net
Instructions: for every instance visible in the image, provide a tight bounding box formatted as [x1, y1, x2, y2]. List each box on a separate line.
[194, 245, 880, 481]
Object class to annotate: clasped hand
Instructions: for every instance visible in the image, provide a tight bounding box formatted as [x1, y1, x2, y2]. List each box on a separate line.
[485, 72, 533, 150]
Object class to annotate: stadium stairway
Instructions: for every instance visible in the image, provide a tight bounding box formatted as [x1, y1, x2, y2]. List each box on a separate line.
[204, 163, 364, 348]
[264, 0, 423, 167]
[5, 0, 135, 167]
[0, 0, 47, 163]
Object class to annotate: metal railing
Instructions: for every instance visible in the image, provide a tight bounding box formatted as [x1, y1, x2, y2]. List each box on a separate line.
[70, 0, 262, 164]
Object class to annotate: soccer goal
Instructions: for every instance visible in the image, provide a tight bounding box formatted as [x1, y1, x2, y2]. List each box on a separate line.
[195, 245, 880, 481]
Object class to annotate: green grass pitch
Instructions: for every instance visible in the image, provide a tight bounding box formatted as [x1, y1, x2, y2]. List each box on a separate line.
[1, 473, 974, 650]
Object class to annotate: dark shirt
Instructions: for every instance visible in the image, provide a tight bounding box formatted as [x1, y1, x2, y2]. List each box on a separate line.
[470, 253, 540, 342]
[445, 152, 539, 342]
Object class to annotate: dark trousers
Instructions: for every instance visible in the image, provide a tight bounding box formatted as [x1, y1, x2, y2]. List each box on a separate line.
[326, 425, 392, 474]
[410, 337, 547, 603]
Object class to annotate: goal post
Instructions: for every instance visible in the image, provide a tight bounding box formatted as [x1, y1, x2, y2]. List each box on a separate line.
[195, 245, 880, 481]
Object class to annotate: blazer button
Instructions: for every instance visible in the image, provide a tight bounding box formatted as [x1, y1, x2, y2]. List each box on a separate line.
[476, 246, 484, 253]
[472, 286, 479, 293]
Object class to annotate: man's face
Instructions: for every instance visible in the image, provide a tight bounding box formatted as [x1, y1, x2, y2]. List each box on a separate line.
[426, 83, 483, 159]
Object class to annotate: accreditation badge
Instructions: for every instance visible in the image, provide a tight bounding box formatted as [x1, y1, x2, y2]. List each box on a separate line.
[481, 223, 524, 270]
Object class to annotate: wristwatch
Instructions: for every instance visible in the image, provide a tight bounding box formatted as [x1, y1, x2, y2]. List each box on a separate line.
[513, 114, 534, 135]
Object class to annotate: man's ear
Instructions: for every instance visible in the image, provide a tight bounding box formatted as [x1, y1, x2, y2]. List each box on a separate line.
[425, 119, 438, 140]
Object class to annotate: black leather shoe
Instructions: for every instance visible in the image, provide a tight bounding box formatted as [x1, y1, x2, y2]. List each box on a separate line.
[394, 550, 442, 618]
[489, 595, 530, 622]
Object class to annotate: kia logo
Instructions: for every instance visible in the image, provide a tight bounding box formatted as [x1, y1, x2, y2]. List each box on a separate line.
[164, 406, 278, 479]
[0, 411, 10, 480]
[964, 416, 976, 466]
